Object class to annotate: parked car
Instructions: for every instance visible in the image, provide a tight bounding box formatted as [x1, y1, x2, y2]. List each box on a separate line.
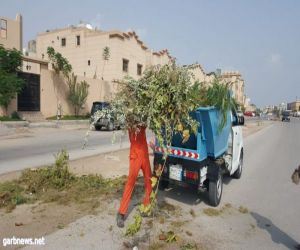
[90, 101, 122, 131]
[282, 111, 290, 122]
[244, 111, 255, 117]
[292, 111, 300, 117]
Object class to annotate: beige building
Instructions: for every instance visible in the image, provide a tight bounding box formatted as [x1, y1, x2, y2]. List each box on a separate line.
[220, 71, 245, 105]
[287, 101, 300, 111]
[185, 64, 215, 84]
[185, 65, 246, 107]
[0, 15, 109, 118]
[0, 14, 22, 50]
[1, 53, 111, 119]
[35, 24, 171, 100]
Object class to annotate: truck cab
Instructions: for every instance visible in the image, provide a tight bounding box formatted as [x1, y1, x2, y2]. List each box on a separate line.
[153, 107, 244, 207]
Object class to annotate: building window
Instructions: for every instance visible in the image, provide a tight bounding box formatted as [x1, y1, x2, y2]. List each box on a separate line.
[137, 64, 143, 76]
[0, 19, 7, 39]
[123, 59, 129, 72]
[88, 60, 90, 66]
[61, 38, 66, 47]
[76, 35, 80, 46]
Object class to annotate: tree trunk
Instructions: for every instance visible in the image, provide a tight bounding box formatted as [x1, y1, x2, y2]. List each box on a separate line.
[4, 105, 8, 116]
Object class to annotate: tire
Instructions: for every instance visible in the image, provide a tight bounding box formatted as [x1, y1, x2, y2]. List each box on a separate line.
[158, 179, 169, 190]
[107, 121, 114, 131]
[94, 125, 101, 131]
[208, 173, 223, 207]
[233, 150, 243, 179]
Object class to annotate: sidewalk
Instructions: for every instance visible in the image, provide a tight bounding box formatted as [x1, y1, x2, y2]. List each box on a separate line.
[0, 119, 89, 129]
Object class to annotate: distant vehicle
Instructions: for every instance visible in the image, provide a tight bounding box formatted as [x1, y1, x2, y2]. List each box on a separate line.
[292, 111, 300, 117]
[90, 101, 123, 131]
[244, 111, 255, 117]
[282, 111, 290, 122]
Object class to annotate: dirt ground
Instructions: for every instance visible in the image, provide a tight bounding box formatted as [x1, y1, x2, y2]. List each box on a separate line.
[0, 121, 274, 250]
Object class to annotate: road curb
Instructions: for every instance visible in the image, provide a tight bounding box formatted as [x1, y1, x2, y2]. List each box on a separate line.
[0, 120, 90, 129]
[0, 121, 29, 128]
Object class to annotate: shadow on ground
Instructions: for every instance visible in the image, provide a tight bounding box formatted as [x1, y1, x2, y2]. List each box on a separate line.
[251, 212, 300, 250]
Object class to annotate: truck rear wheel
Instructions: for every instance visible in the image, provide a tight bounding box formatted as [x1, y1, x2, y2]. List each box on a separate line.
[107, 121, 114, 131]
[158, 179, 169, 190]
[208, 173, 223, 207]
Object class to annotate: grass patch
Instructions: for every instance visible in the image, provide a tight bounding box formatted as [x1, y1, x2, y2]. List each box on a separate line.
[170, 220, 188, 228]
[203, 203, 232, 217]
[203, 208, 221, 217]
[148, 241, 166, 250]
[0, 150, 126, 213]
[0, 116, 23, 121]
[180, 242, 198, 250]
[46, 115, 90, 120]
[238, 206, 249, 214]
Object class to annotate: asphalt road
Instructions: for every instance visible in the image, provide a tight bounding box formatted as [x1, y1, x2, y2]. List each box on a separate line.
[0, 127, 130, 175]
[164, 117, 300, 249]
[222, 117, 300, 249]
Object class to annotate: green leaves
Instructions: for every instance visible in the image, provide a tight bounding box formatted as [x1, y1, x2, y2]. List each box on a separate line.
[102, 46, 110, 61]
[0, 45, 23, 73]
[66, 73, 89, 116]
[0, 46, 25, 113]
[125, 214, 142, 236]
[199, 78, 237, 130]
[47, 47, 72, 77]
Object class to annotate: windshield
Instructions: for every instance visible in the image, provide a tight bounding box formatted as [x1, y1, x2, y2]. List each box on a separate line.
[91, 102, 110, 114]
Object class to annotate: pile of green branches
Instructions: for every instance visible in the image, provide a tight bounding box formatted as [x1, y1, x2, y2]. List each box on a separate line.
[198, 79, 237, 129]
[92, 62, 237, 147]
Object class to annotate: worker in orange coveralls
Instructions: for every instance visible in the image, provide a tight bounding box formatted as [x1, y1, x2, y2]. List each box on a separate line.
[116, 127, 152, 228]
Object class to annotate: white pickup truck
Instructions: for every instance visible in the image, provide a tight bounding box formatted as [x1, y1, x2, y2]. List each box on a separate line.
[153, 107, 244, 206]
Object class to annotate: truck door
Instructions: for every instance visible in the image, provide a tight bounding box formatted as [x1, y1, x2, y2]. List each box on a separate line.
[230, 112, 243, 175]
[231, 126, 241, 175]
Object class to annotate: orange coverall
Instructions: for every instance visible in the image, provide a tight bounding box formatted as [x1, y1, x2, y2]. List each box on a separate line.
[118, 127, 152, 215]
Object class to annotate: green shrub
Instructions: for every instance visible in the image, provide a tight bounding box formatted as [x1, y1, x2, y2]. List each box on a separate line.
[10, 111, 21, 120]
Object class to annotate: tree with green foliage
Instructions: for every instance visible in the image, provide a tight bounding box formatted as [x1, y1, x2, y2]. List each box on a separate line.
[99, 46, 110, 100]
[101, 46, 110, 79]
[47, 47, 72, 77]
[0, 45, 24, 115]
[47, 47, 73, 117]
[66, 73, 89, 116]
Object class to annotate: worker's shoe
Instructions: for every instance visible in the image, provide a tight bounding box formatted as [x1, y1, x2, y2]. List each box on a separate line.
[116, 213, 125, 228]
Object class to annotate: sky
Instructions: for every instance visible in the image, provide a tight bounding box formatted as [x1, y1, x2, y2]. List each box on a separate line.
[2, 0, 300, 107]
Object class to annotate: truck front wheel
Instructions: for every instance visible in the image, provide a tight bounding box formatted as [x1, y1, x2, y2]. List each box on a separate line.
[208, 173, 223, 207]
[233, 150, 243, 179]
